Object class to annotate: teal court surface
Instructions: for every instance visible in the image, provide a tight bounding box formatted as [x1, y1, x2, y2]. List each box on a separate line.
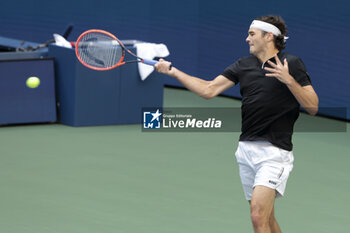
[1, 87, 349, 233]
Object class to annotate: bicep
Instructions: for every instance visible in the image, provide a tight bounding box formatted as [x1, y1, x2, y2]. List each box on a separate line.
[207, 75, 235, 98]
[302, 85, 317, 95]
[302, 84, 318, 101]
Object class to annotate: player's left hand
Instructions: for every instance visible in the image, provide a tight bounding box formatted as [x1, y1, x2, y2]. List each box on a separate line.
[264, 55, 294, 85]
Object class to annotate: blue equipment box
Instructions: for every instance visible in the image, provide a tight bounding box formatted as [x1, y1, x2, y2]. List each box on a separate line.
[48, 44, 164, 126]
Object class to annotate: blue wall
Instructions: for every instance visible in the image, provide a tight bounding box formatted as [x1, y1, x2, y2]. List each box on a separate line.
[1, 0, 349, 119]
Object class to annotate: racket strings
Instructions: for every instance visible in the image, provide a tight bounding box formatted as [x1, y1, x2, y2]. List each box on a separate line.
[77, 32, 123, 69]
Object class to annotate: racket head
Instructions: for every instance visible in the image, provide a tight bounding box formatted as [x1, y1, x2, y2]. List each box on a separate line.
[75, 29, 126, 71]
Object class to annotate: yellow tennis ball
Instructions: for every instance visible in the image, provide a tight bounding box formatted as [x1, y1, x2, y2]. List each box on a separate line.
[26, 77, 40, 88]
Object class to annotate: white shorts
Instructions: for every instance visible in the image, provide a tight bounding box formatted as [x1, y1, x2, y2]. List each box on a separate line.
[235, 141, 294, 200]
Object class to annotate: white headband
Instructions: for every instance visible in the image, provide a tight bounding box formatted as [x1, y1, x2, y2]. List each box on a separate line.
[250, 20, 289, 41]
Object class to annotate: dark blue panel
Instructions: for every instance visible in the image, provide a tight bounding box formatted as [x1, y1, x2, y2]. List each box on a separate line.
[0, 59, 56, 124]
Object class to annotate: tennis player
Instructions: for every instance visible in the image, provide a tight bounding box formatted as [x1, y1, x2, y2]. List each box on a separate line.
[155, 15, 318, 233]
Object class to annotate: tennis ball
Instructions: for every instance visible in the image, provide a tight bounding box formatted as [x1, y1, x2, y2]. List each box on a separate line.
[26, 76, 40, 88]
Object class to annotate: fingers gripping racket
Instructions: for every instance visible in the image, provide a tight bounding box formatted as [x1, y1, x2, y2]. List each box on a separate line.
[75, 29, 158, 71]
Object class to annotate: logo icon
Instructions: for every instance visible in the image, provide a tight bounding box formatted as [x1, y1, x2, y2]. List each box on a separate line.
[269, 180, 277, 185]
[143, 109, 162, 129]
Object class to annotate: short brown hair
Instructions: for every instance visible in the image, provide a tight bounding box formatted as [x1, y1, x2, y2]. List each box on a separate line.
[255, 15, 288, 51]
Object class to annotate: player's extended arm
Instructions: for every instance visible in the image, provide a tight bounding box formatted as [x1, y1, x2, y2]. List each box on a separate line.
[155, 59, 235, 99]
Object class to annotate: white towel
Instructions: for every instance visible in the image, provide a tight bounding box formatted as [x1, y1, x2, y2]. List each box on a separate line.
[135, 43, 170, 80]
[53, 33, 72, 48]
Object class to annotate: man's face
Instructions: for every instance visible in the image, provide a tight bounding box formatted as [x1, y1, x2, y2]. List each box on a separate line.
[246, 28, 267, 56]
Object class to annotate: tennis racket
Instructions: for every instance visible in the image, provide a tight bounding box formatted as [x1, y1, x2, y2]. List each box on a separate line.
[75, 29, 159, 71]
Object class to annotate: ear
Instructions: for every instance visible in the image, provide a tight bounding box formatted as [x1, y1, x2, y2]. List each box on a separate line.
[265, 32, 275, 42]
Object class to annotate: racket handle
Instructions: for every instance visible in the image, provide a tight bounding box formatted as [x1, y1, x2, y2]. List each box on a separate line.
[142, 59, 158, 66]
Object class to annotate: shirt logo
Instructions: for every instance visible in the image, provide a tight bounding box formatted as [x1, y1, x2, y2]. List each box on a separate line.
[269, 180, 277, 185]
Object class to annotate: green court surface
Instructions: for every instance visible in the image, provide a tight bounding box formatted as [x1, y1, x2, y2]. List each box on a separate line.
[0, 87, 349, 233]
